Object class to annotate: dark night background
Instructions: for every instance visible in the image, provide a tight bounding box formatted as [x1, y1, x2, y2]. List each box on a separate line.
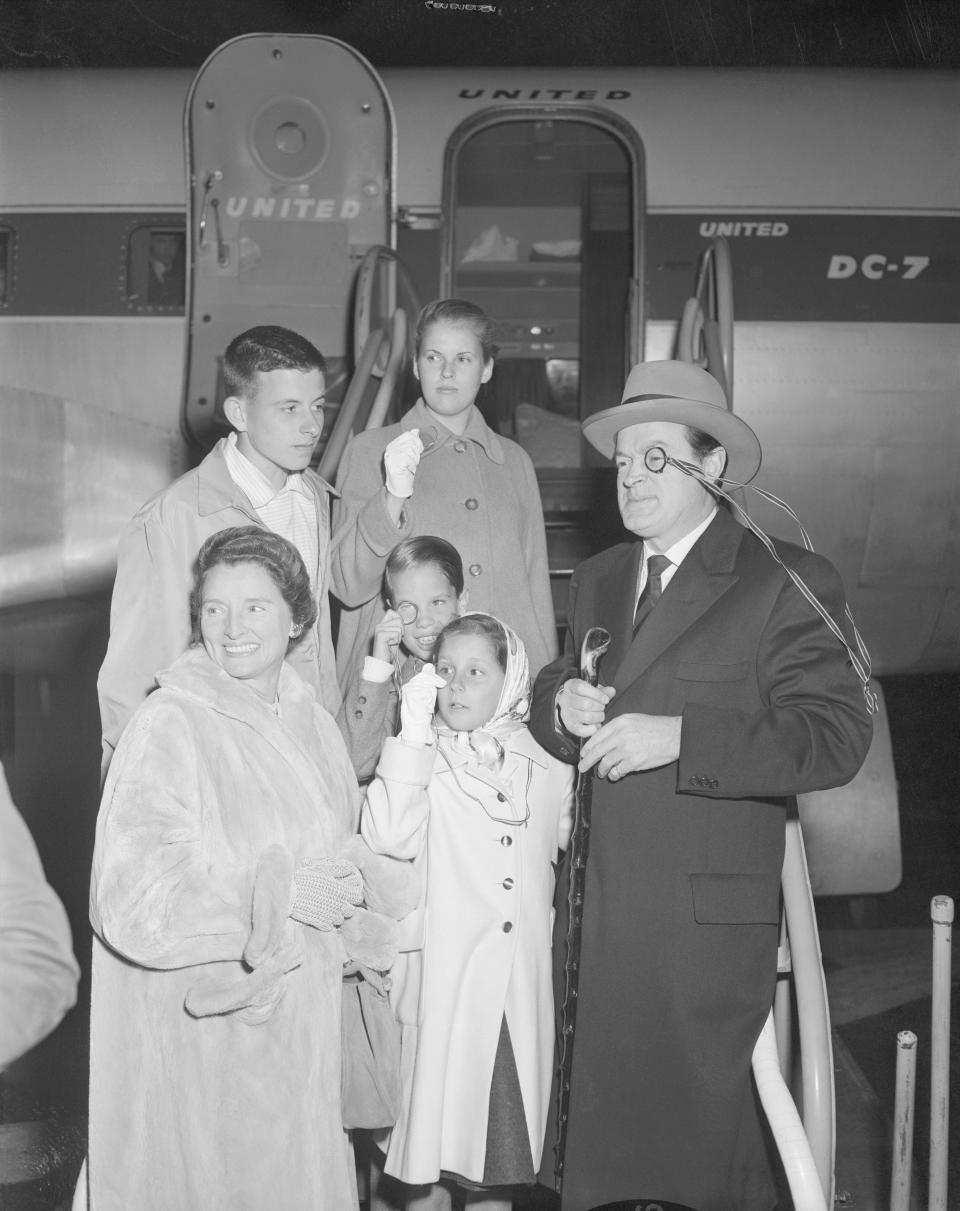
[1, 0, 959, 70]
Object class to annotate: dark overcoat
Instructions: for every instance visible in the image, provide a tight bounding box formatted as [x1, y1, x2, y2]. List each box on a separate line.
[528, 506, 873, 1211]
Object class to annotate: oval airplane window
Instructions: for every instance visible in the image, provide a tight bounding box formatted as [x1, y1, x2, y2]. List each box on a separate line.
[443, 112, 644, 476]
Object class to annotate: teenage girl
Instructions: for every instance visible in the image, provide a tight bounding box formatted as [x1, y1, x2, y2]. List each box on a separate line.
[362, 613, 574, 1211]
[330, 298, 557, 696]
[342, 535, 467, 782]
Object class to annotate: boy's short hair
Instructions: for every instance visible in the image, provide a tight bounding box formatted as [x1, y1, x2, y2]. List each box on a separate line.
[384, 536, 465, 602]
[222, 326, 327, 399]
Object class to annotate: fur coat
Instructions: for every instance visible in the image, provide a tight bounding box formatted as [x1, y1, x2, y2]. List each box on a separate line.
[86, 647, 361, 1211]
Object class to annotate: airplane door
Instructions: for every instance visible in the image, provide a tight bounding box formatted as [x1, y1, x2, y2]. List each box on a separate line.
[182, 34, 394, 450]
[442, 112, 643, 465]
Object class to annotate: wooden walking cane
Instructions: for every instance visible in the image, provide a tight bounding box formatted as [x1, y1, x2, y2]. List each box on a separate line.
[554, 626, 611, 1189]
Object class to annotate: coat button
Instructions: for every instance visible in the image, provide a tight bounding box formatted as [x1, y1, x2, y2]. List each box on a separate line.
[454, 440, 467, 453]
[353, 709, 363, 719]
[500, 835, 513, 847]
[358, 695, 367, 705]
[502, 877, 514, 890]
[502, 921, 513, 933]
[496, 792, 506, 802]
[465, 497, 478, 510]
[469, 563, 482, 577]
[710, 778, 719, 789]
[688, 776, 699, 787]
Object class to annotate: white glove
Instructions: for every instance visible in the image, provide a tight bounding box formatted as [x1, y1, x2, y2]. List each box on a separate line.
[399, 664, 445, 746]
[383, 430, 424, 499]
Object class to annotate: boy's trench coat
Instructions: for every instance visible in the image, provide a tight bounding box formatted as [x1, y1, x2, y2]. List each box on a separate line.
[361, 732, 574, 1187]
[96, 439, 342, 769]
[529, 507, 873, 1211]
[86, 649, 361, 1211]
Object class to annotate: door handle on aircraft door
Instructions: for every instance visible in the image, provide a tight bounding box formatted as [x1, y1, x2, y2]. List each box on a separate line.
[197, 171, 228, 265]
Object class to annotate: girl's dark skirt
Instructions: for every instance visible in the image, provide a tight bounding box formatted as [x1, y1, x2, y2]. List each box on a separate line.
[442, 1015, 535, 1191]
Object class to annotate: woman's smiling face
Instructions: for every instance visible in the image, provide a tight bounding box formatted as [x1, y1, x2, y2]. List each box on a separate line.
[199, 561, 294, 700]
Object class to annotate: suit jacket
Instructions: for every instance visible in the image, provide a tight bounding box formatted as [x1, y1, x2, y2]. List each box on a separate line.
[529, 506, 873, 1211]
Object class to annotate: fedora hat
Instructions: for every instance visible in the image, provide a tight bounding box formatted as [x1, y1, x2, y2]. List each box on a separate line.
[582, 360, 762, 484]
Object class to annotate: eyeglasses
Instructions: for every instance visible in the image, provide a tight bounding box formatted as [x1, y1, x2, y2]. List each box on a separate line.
[394, 592, 459, 628]
[616, 446, 672, 474]
[395, 601, 422, 626]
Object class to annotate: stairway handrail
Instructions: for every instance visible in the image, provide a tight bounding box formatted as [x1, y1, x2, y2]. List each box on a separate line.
[317, 328, 386, 484]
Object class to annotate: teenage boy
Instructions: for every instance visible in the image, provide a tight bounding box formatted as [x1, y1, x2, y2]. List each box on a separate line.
[97, 326, 341, 775]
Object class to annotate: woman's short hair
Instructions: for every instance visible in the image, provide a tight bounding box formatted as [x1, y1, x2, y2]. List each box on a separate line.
[384, 536, 465, 603]
[190, 526, 317, 647]
[435, 613, 507, 672]
[414, 298, 498, 363]
[222, 325, 326, 399]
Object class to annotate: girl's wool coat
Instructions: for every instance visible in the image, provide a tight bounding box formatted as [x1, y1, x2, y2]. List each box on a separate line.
[330, 400, 558, 691]
[86, 648, 361, 1211]
[362, 731, 573, 1187]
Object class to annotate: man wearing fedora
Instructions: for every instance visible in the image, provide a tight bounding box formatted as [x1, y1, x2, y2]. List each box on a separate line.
[529, 360, 872, 1211]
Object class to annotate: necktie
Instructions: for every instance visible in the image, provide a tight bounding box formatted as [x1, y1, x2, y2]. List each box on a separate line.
[633, 553, 672, 634]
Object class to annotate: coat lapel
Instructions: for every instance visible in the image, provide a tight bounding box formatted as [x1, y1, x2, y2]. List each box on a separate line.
[580, 542, 642, 679]
[612, 511, 745, 694]
[162, 650, 357, 823]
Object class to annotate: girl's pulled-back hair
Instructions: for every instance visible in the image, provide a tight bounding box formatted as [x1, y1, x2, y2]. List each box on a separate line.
[414, 298, 498, 363]
[435, 613, 507, 672]
[222, 325, 326, 399]
[384, 536, 465, 603]
[190, 525, 317, 647]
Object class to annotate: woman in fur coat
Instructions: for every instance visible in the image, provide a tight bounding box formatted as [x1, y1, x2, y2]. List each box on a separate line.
[83, 527, 405, 1211]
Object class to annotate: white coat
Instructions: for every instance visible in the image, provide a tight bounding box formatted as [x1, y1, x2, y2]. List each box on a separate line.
[361, 730, 573, 1186]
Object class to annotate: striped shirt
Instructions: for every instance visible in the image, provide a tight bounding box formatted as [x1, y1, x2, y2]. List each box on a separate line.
[222, 432, 321, 593]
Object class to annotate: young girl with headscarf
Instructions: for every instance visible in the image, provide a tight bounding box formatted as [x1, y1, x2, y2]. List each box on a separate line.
[361, 613, 574, 1211]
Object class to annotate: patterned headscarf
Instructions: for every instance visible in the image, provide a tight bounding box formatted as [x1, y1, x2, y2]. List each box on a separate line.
[434, 612, 530, 769]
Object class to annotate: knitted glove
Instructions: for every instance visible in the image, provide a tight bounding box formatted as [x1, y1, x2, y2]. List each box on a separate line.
[290, 856, 364, 931]
[399, 665, 445, 746]
[339, 835, 421, 920]
[383, 430, 423, 499]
